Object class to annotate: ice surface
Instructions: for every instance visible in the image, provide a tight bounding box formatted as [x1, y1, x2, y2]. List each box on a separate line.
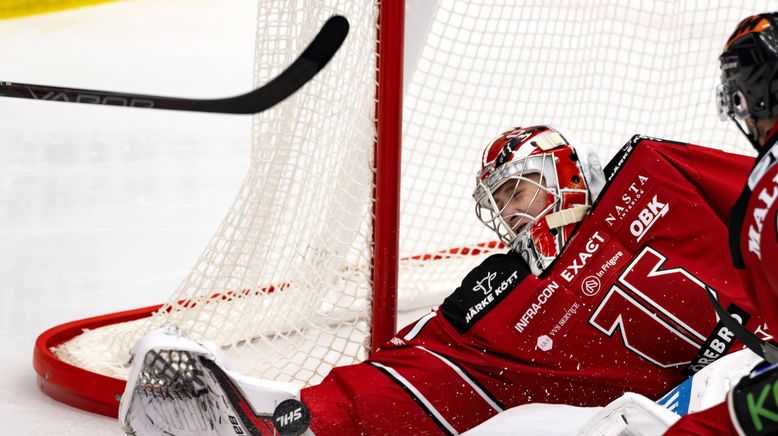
[0, 1, 257, 434]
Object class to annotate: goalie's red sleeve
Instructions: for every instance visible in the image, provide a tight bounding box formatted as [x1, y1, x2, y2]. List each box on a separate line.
[671, 142, 753, 221]
[300, 136, 764, 435]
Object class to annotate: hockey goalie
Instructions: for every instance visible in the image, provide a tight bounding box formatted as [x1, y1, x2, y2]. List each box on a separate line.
[119, 125, 766, 435]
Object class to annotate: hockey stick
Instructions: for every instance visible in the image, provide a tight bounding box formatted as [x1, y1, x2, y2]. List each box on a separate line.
[0, 15, 349, 114]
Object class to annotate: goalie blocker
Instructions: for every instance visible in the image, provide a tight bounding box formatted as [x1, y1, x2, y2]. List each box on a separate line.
[119, 326, 311, 436]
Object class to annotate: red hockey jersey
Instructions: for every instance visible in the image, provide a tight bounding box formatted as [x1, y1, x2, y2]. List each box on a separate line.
[301, 136, 762, 435]
[730, 131, 778, 338]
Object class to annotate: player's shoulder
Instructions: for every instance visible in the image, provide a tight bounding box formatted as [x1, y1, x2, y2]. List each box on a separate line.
[439, 251, 531, 333]
[466, 251, 532, 285]
[473, 250, 527, 270]
[746, 139, 778, 191]
[603, 134, 689, 181]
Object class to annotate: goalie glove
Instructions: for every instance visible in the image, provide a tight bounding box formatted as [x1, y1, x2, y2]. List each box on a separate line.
[729, 360, 778, 436]
[118, 325, 311, 436]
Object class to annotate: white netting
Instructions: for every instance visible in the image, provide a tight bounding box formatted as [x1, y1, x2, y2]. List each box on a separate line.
[57, 0, 381, 385]
[54, 0, 772, 389]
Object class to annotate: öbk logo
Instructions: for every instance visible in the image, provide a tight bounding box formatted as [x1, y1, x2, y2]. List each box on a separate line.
[630, 195, 669, 242]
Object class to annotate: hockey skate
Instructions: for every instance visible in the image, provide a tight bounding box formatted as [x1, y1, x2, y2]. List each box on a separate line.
[119, 325, 311, 436]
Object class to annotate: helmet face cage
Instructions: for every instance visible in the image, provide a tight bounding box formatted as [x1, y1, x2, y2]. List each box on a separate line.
[717, 81, 750, 122]
[474, 153, 559, 249]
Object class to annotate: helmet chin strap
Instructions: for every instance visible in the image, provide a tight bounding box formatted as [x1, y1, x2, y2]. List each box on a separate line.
[730, 113, 762, 150]
[544, 205, 590, 229]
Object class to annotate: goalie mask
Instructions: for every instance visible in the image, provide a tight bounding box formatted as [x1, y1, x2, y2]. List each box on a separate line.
[474, 126, 591, 275]
[718, 13, 778, 149]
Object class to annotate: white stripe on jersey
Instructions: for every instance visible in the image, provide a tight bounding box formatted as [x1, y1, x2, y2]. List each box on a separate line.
[413, 345, 504, 413]
[403, 311, 437, 341]
[369, 361, 459, 435]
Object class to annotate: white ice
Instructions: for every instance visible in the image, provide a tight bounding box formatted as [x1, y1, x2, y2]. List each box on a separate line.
[0, 1, 257, 434]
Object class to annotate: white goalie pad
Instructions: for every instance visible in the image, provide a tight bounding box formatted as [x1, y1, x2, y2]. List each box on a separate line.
[463, 404, 603, 436]
[119, 325, 302, 436]
[655, 348, 762, 417]
[453, 399, 676, 436]
[578, 349, 763, 435]
[464, 396, 677, 436]
[578, 393, 680, 436]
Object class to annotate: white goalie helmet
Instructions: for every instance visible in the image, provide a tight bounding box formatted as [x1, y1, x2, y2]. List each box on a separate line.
[474, 125, 601, 275]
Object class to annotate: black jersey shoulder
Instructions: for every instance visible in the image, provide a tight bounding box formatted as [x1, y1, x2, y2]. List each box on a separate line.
[440, 251, 530, 334]
[591, 134, 687, 222]
[603, 134, 688, 183]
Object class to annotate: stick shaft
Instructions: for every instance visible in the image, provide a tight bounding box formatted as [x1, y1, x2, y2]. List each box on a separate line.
[0, 15, 349, 114]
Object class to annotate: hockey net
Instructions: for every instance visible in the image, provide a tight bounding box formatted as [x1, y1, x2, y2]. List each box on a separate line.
[35, 0, 770, 417]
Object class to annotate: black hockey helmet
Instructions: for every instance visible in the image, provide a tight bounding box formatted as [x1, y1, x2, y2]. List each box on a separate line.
[718, 13, 778, 148]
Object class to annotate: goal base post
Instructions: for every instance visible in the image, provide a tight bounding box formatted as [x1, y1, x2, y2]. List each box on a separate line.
[33, 305, 160, 417]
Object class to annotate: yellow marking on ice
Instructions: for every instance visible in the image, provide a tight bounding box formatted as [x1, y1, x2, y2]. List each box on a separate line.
[0, 0, 116, 19]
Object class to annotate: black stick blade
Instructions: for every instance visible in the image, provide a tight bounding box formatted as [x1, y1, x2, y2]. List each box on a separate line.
[196, 15, 350, 114]
[0, 15, 350, 115]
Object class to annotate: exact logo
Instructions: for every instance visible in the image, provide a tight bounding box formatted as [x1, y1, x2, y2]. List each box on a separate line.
[560, 231, 606, 283]
[537, 335, 553, 351]
[629, 194, 669, 242]
[473, 271, 497, 294]
[581, 275, 601, 297]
